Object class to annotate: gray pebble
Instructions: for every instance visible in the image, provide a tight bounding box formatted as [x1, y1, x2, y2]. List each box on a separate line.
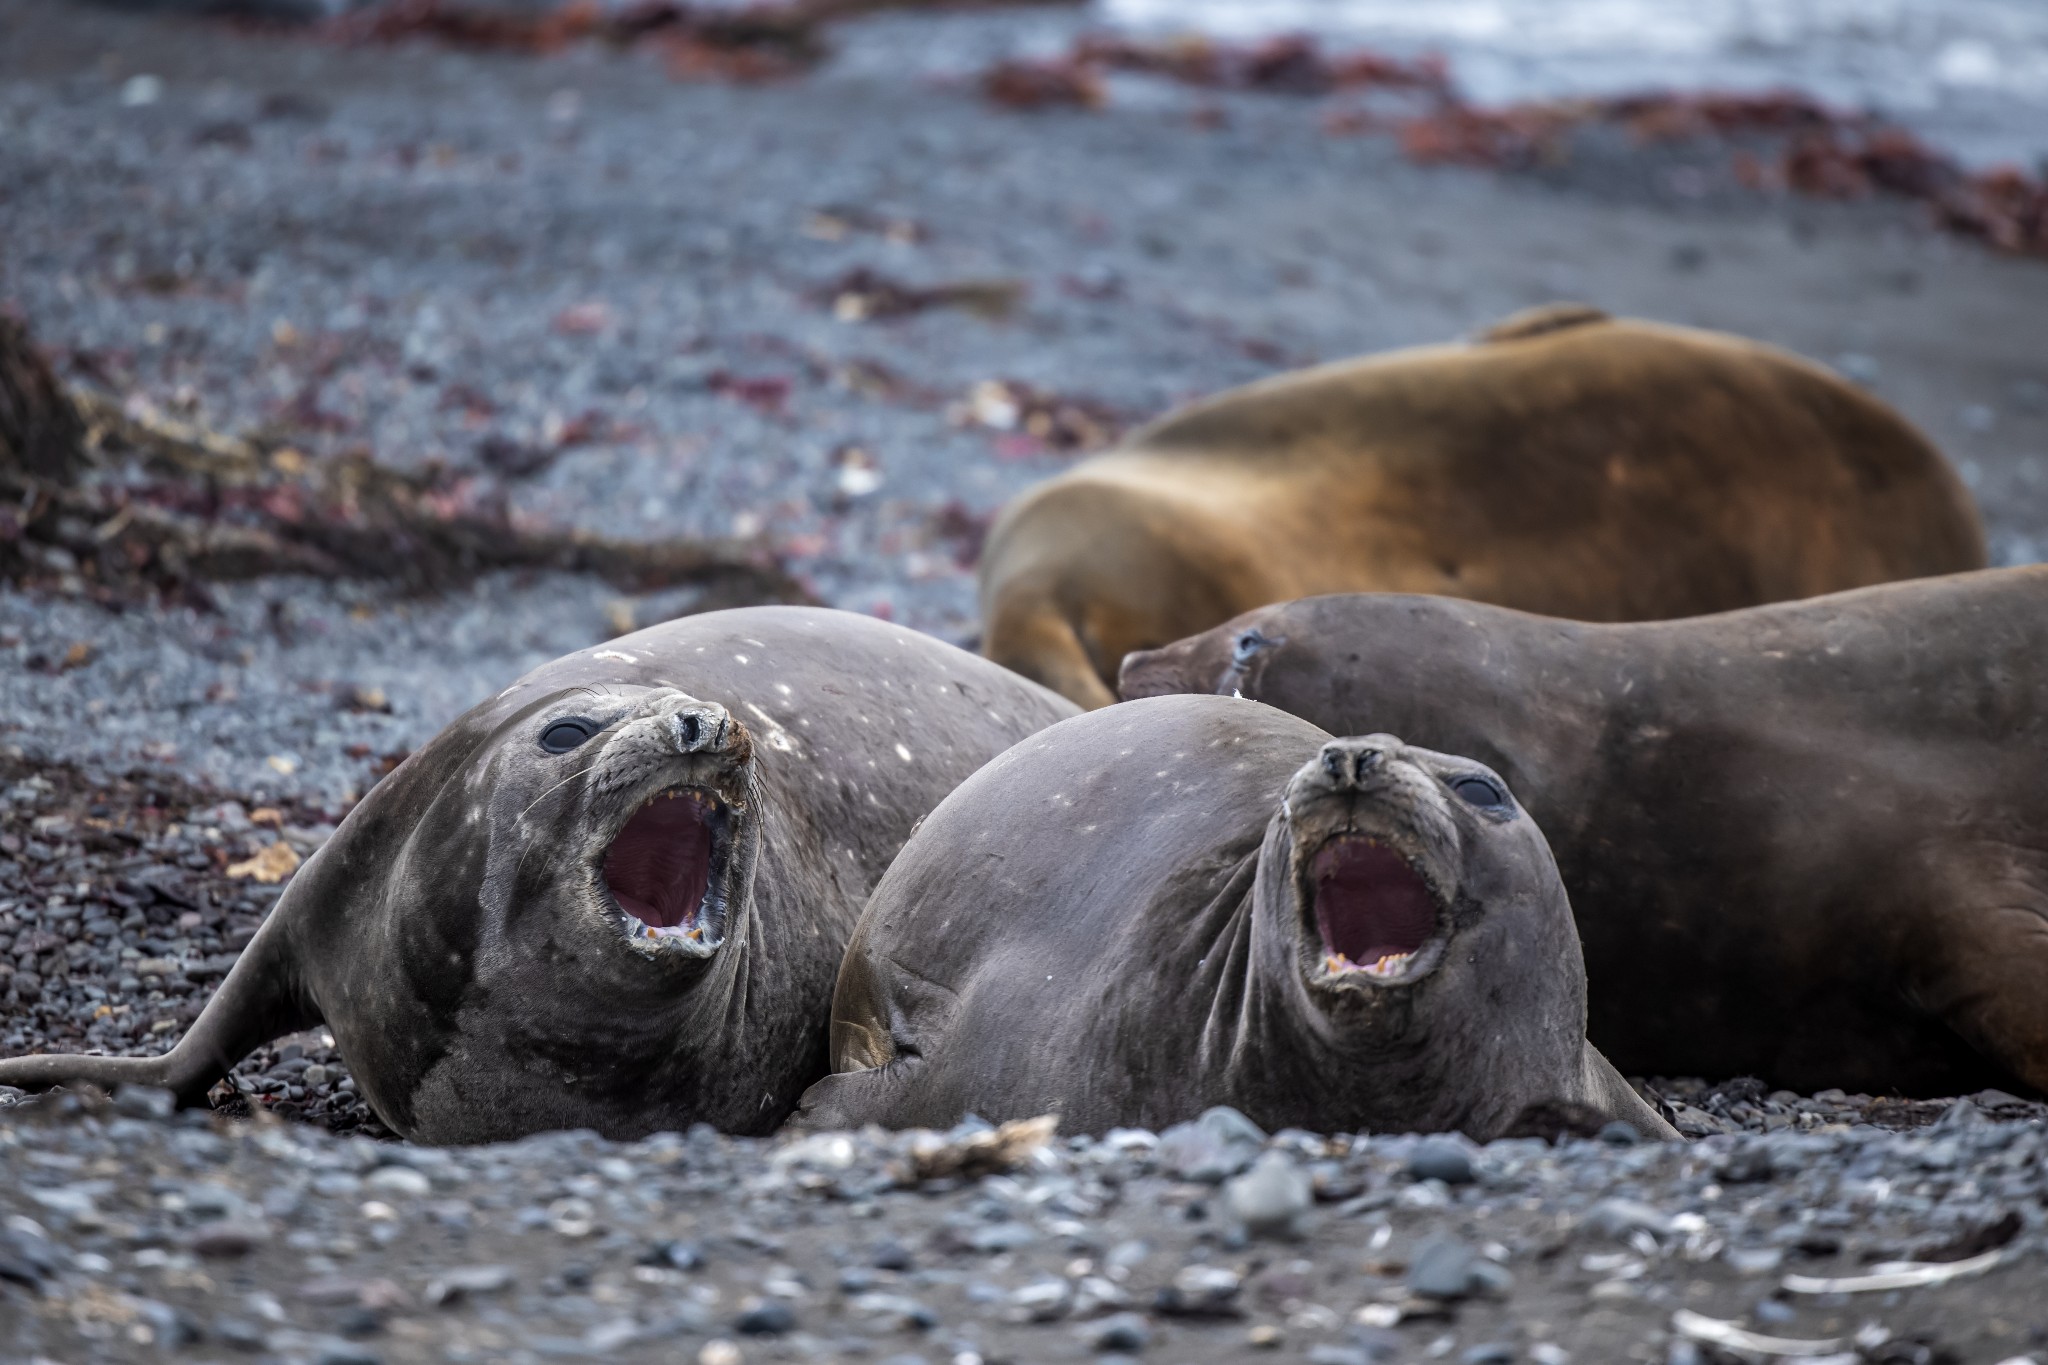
[1088, 1312, 1151, 1352]
[1157, 1105, 1267, 1183]
[1407, 1236, 1511, 1301]
[1583, 1197, 1672, 1241]
[1406, 1135, 1478, 1185]
[1223, 1149, 1312, 1239]
[112, 1083, 176, 1120]
[423, 1265, 515, 1307]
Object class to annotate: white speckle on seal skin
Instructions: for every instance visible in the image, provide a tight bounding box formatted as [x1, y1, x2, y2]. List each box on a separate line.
[895, 744, 914, 763]
[734, 653, 750, 665]
[742, 702, 796, 752]
[593, 649, 637, 664]
[776, 683, 792, 696]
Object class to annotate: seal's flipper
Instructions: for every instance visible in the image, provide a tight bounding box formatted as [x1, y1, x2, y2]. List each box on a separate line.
[790, 1056, 930, 1132]
[0, 911, 315, 1108]
[1921, 890, 2048, 1097]
[983, 594, 1118, 711]
[1577, 1044, 1680, 1141]
[1476, 302, 1610, 343]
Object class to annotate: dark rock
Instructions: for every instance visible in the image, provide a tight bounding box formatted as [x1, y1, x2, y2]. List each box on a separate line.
[637, 1239, 702, 1271]
[1718, 1144, 1776, 1184]
[735, 1300, 797, 1335]
[188, 1221, 269, 1257]
[1088, 1312, 1151, 1351]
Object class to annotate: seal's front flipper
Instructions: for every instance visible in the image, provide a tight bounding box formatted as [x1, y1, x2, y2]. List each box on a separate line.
[0, 910, 315, 1108]
[790, 1056, 932, 1132]
[1578, 1044, 1680, 1141]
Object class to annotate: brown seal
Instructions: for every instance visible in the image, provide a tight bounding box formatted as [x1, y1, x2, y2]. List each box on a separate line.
[0, 607, 1076, 1142]
[1119, 567, 2048, 1097]
[798, 695, 1675, 1141]
[980, 306, 1985, 707]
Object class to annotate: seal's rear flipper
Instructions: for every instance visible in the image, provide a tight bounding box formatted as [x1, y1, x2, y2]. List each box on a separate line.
[983, 594, 1118, 711]
[1476, 302, 1610, 344]
[1576, 1044, 1681, 1141]
[0, 911, 314, 1108]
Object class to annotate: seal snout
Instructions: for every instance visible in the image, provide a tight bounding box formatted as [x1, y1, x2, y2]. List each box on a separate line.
[1115, 645, 1187, 701]
[1320, 740, 1383, 786]
[668, 701, 734, 757]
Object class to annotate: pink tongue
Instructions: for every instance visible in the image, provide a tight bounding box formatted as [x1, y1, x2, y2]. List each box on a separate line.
[1311, 839, 1436, 963]
[602, 796, 712, 928]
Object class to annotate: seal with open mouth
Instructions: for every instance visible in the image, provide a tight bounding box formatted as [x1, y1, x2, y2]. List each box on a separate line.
[0, 607, 1077, 1142]
[1116, 567, 2048, 1098]
[797, 694, 1671, 1140]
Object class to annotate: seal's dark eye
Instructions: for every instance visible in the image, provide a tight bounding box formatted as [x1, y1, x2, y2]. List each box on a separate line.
[540, 717, 599, 754]
[1232, 629, 1270, 665]
[1451, 775, 1508, 809]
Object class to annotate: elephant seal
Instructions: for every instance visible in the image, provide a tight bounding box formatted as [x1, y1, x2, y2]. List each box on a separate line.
[0, 608, 1076, 1142]
[980, 305, 1984, 707]
[1119, 567, 2048, 1097]
[798, 694, 1673, 1141]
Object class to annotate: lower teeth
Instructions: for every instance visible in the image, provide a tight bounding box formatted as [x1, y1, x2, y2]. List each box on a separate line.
[625, 914, 709, 942]
[1326, 950, 1414, 977]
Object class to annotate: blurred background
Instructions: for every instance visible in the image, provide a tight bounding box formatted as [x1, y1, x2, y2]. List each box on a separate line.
[2, 0, 2044, 804]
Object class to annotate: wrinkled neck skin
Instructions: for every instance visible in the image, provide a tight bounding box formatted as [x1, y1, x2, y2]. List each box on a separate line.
[453, 774, 773, 1140]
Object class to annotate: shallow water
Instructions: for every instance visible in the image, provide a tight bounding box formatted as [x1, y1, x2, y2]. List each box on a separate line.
[1102, 0, 2048, 168]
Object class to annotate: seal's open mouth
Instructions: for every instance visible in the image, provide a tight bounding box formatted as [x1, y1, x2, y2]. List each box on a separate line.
[1309, 835, 1445, 984]
[601, 787, 736, 952]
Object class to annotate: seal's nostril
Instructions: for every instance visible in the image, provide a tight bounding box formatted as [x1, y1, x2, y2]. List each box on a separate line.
[1353, 749, 1382, 783]
[678, 713, 701, 750]
[1321, 745, 1351, 784]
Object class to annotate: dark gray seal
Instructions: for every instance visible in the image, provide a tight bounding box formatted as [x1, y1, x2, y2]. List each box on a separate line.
[0, 607, 1076, 1142]
[798, 694, 1673, 1141]
[1118, 567, 2048, 1097]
